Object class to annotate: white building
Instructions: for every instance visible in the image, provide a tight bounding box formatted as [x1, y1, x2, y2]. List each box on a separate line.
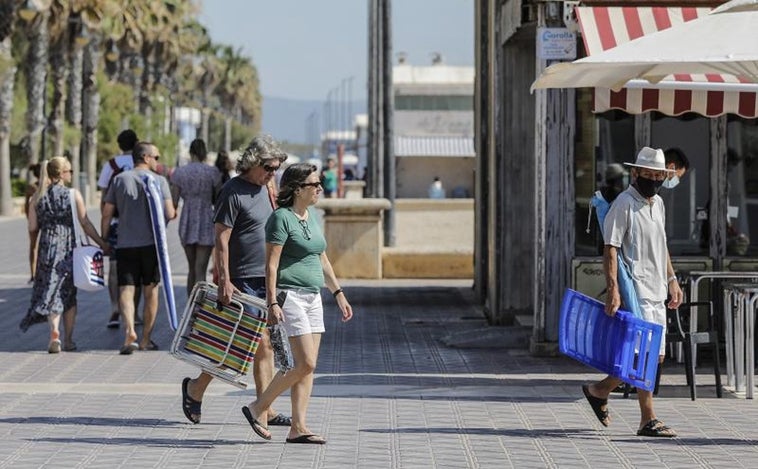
[393, 56, 475, 198]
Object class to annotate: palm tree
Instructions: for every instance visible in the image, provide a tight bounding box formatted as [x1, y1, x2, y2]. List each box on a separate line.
[81, 34, 100, 201]
[65, 35, 84, 190]
[0, 0, 19, 216]
[197, 44, 223, 145]
[46, 0, 71, 159]
[200, 44, 262, 151]
[47, 0, 97, 159]
[22, 4, 50, 167]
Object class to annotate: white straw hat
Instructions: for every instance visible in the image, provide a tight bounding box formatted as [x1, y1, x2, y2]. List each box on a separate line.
[624, 147, 675, 172]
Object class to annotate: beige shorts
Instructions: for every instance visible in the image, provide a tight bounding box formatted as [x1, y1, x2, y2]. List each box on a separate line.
[639, 298, 667, 355]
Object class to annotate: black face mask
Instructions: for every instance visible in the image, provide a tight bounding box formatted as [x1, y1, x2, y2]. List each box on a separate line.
[635, 176, 663, 198]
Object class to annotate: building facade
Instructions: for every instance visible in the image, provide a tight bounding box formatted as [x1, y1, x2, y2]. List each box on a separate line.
[475, 0, 758, 351]
[393, 58, 476, 198]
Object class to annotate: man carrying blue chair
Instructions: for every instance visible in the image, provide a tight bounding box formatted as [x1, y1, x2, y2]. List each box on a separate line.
[582, 147, 683, 438]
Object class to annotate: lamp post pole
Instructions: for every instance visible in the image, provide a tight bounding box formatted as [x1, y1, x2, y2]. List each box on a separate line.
[381, 0, 395, 247]
[367, 0, 383, 199]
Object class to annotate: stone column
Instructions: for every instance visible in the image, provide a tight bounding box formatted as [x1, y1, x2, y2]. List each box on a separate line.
[317, 198, 391, 279]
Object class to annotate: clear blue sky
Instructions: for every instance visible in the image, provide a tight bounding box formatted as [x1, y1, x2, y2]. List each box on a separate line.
[199, 0, 474, 102]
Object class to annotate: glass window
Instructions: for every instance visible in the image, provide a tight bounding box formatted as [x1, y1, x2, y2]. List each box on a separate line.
[726, 117, 758, 256]
[651, 114, 710, 256]
[574, 87, 635, 256]
[394, 94, 473, 111]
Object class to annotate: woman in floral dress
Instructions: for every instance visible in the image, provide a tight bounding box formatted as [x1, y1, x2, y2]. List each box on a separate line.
[171, 139, 223, 295]
[20, 156, 108, 353]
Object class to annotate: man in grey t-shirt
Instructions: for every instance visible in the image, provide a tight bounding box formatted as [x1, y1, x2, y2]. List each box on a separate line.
[180, 135, 291, 428]
[98, 129, 140, 330]
[102, 142, 176, 355]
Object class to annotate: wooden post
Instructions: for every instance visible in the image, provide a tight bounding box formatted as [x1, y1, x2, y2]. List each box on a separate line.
[710, 116, 727, 268]
[474, 0, 495, 304]
[533, 3, 548, 343]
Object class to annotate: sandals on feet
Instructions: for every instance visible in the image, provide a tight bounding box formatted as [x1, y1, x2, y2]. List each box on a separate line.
[48, 339, 61, 354]
[139, 340, 159, 351]
[181, 377, 202, 424]
[637, 419, 677, 437]
[268, 413, 292, 426]
[286, 434, 326, 444]
[119, 342, 138, 355]
[582, 384, 610, 427]
[241, 406, 271, 441]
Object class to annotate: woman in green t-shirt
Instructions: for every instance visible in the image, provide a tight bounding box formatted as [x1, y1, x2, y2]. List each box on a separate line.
[241, 163, 353, 444]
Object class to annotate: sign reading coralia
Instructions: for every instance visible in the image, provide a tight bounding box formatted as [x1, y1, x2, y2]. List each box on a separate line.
[536, 27, 577, 60]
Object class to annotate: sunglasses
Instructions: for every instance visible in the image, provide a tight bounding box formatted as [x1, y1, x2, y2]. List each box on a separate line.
[299, 219, 312, 240]
[300, 182, 322, 189]
[262, 164, 280, 173]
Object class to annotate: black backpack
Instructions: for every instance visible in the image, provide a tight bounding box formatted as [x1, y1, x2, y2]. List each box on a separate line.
[106, 158, 127, 217]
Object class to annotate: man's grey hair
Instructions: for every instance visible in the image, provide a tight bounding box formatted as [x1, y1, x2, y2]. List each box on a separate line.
[236, 135, 288, 173]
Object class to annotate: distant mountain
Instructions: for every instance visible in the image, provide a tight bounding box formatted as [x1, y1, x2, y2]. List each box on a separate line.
[262, 95, 367, 145]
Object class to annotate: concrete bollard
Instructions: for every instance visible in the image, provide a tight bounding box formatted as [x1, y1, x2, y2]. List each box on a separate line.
[316, 198, 391, 279]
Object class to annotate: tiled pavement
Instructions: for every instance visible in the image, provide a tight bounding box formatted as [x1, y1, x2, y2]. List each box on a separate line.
[0, 211, 758, 468]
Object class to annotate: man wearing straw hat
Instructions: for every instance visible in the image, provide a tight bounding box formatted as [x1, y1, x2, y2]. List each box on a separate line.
[582, 146, 683, 438]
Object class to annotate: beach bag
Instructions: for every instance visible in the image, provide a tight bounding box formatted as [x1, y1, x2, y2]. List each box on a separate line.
[70, 189, 105, 291]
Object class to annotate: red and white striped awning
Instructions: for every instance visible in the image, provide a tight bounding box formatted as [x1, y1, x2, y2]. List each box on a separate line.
[576, 6, 758, 118]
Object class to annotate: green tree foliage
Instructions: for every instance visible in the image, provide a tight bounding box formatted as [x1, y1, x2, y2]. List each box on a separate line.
[4, 0, 263, 204]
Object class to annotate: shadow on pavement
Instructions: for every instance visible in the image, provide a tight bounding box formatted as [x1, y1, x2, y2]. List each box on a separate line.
[361, 427, 758, 445]
[362, 427, 600, 437]
[25, 437, 251, 448]
[0, 285, 187, 353]
[0, 416, 179, 427]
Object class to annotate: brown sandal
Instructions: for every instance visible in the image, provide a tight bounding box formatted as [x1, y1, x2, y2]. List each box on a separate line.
[637, 419, 677, 437]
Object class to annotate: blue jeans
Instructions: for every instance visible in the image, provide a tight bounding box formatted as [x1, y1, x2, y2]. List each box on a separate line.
[231, 277, 266, 316]
[233, 277, 292, 370]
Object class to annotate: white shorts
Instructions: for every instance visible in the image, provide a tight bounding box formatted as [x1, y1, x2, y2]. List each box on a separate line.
[278, 288, 325, 337]
[639, 298, 667, 355]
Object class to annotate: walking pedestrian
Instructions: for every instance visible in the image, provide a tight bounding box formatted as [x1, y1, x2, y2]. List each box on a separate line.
[97, 129, 142, 329]
[582, 147, 682, 437]
[321, 158, 337, 198]
[662, 147, 690, 189]
[214, 150, 234, 186]
[242, 162, 354, 444]
[19, 156, 108, 353]
[101, 142, 176, 355]
[181, 135, 291, 427]
[170, 138, 222, 295]
[25, 162, 42, 283]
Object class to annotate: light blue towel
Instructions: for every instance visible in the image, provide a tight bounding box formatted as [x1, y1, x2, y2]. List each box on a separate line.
[589, 191, 642, 319]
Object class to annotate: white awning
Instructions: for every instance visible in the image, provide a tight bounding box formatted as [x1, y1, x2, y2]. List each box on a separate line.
[394, 136, 475, 158]
[575, 5, 758, 117]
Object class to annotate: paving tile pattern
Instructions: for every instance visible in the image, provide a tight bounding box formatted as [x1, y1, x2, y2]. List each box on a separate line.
[0, 212, 757, 468]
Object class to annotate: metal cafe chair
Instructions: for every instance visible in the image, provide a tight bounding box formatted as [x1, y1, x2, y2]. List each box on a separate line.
[660, 301, 722, 400]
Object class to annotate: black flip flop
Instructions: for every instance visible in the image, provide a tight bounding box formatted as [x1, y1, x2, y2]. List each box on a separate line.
[268, 413, 292, 426]
[286, 434, 326, 444]
[241, 406, 272, 440]
[582, 384, 610, 427]
[181, 377, 202, 424]
[139, 340, 159, 351]
[119, 343, 138, 355]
